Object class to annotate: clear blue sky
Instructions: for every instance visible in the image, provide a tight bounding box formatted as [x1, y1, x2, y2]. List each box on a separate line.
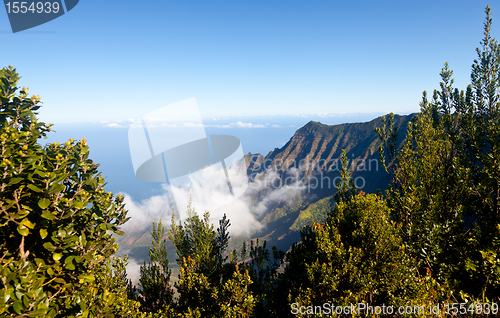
[0, 0, 496, 123]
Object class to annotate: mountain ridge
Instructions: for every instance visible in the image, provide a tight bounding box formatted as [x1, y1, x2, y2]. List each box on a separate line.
[243, 113, 416, 251]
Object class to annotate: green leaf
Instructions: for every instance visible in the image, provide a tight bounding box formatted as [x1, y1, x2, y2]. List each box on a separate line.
[29, 309, 49, 315]
[73, 201, 84, 209]
[34, 258, 45, 267]
[48, 184, 65, 194]
[84, 179, 97, 187]
[39, 228, 48, 239]
[14, 209, 30, 219]
[46, 308, 57, 318]
[79, 275, 95, 283]
[0, 290, 10, 303]
[41, 211, 56, 220]
[13, 301, 22, 314]
[21, 218, 35, 229]
[22, 294, 29, 308]
[14, 290, 24, 300]
[53, 253, 62, 261]
[17, 224, 29, 236]
[38, 198, 50, 209]
[34, 170, 48, 178]
[65, 256, 76, 270]
[27, 184, 43, 192]
[7, 177, 23, 186]
[43, 242, 57, 252]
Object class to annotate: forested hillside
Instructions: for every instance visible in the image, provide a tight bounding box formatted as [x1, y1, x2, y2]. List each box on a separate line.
[2, 5, 500, 317]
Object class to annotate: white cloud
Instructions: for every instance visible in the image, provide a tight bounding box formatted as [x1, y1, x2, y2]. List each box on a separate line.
[183, 122, 203, 128]
[102, 120, 268, 129]
[107, 123, 126, 128]
[125, 257, 143, 285]
[167, 161, 263, 236]
[247, 167, 306, 216]
[205, 121, 267, 128]
[234, 121, 265, 128]
[120, 190, 176, 236]
[120, 162, 262, 238]
[120, 164, 307, 241]
[118, 165, 308, 282]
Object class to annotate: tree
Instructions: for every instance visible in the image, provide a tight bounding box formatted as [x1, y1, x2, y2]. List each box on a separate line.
[167, 202, 256, 317]
[172, 256, 255, 318]
[376, 5, 500, 301]
[275, 155, 440, 316]
[169, 199, 234, 286]
[169, 200, 216, 281]
[238, 238, 284, 317]
[380, 73, 470, 285]
[459, 5, 500, 239]
[0, 66, 143, 317]
[459, 5, 500, 299]
[333, 149, 357, 205]
[138, 220, 174, 313]
[377, 69, 477, 301]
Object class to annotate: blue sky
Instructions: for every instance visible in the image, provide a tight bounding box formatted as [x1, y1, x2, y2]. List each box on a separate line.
[1, 0, 496, 123]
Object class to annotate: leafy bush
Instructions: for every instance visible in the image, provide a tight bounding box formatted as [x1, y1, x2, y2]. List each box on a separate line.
[0, 66, 143, 317]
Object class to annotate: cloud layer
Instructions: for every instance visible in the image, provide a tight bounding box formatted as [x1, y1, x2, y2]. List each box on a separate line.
[118, 165, 308, 284]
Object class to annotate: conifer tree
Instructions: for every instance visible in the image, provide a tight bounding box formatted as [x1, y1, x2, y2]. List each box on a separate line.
[167, 202, 256, 317]
[458, 5, 500, 299]
[377, 5, 500, 300]
[464, 5, 500, 236]
[333, 149, 357, 205]
[238, 238, 284, 317]
[138, 220, 173, 313]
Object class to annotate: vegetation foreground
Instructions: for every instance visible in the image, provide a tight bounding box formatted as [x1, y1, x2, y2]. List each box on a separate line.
[3, 6, 500, 318]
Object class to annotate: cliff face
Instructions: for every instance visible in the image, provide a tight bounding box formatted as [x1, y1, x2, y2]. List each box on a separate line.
[242, 113, 416, 252]
[246, 114, 415, 203]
